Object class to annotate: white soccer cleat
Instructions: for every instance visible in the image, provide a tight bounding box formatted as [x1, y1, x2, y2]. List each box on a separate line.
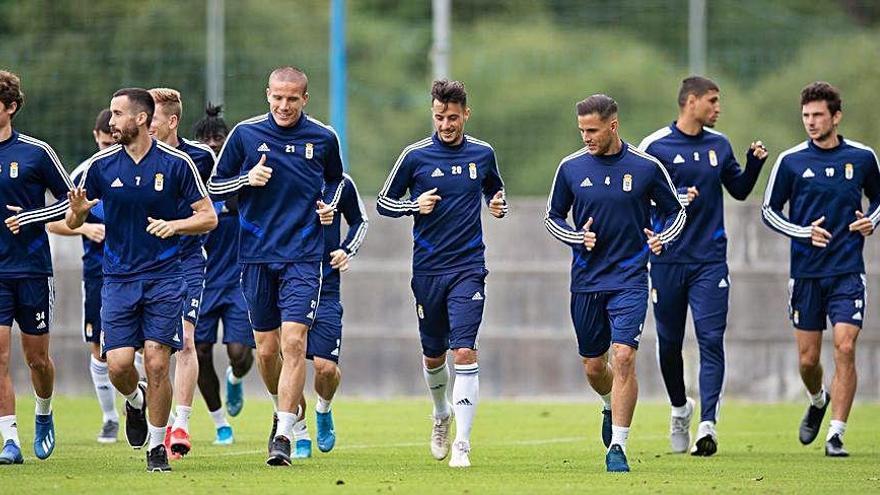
[430, 409, 453, 460]
[670, 397, 695, 453]
[691, 420, 718, 456]
[448, 440, 471, 468]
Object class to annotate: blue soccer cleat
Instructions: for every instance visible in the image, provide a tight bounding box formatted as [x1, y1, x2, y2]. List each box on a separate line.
[294, 438, 312, 459]
[214, 425, 234, 446]
[605, 444, 630, 472]
[316, 410, 336, 453]
[225, 366, 244, 417]
[0, 440, 23, 465]
[601, 409, 612, 448]
[34, 413, 55, 460]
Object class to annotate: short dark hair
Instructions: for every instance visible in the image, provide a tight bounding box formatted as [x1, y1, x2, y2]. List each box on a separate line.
[576, 94, 618, 120]
[112, 87, 155, 127]
[0, 70, 24, 118]
[678, 76, 720, 107]
[94, 108, 111, 134]
[801, 81, 842, 115]
[193, 102, 229, 140]
[431, 79, 467, 107]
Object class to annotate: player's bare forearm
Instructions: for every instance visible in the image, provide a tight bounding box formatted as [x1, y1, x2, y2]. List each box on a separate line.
[171, 207, 218, 235]
[47, 219, 79, 236]
[65, 208, 88, 230]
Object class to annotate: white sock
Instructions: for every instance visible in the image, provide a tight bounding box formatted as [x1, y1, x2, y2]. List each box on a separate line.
[293, 414, 310, 441]
[424, 362, 451, 418]
[671, 403, 689, 418]
[809, 387, 827, 408]
[0, 415, 20, 446]
[124, 387, 144, 410]
[827, 420, 846, 440]
[173, 405, 192, 431]
[315, 395, 332, 414]
[270, 394, 279, 412]
[34, 393, 52, 416]
[148, 422, 166, 450]
[275, 411, 296, 440]
[610, 425, 630, 452]
[227, 366, 242, 385]
[90, 356, 118, 423]
[134, 352, 146, 380]
[209, 408, 230, 428]
[600, 392, 612, 411]
[452, 363, 479, 444]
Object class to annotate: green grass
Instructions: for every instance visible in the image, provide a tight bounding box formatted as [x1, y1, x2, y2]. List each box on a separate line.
[3, 396, 880, 494]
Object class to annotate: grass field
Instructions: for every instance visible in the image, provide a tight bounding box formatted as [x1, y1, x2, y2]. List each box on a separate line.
[3, 396, 880, 494]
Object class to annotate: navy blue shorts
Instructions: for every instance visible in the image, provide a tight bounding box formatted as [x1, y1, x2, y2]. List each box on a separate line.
[307, 298, 342, 363]
[241, 262, 321, 331]
[82, 277, 103, 343]
[789, 273, 866, 330]
[650, 262, 729, 336]
[570, 289, 648, 358]
[181, 249, 207, 325]
[0, 277, 54, 335]
[100, 277, 185, 354]
[195, 286, 255, 347]
[411, 267, 488, 358]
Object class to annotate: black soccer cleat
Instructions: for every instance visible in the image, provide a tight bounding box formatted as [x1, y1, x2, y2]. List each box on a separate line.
[601, 409, 612, 448]
[266, 435, 292, 466]
[125, 382, 148, 449]
[267, 412, 278, 453]
[691, 434, 718, 456]
[146, 444, 172, 472]
[825, 434, 849, 457]
[799, 391, 830, 445]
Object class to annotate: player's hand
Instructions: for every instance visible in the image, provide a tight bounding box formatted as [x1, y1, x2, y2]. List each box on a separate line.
[488, 190, 507, 218]
[810, 216, 832, 248]
[418, 188, 441, 215]
[849, 210, 874, 237]
[247, 154, 272, 187]
[644, 228, 662, 255]
[146, 217, 177, 239]
[316, 200, 335, 225]
[80, 223, 106, 243]
[68, 188, 99, 216]
[329, 248, 350, 272]
[4, 205, 23, 234]
[582, 217, 596, 251]
[750, 140, 768, 160]
[686, 186, 699, 203]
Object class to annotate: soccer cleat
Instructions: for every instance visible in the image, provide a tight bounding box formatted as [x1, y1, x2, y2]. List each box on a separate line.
[97, 420, 119, 444]
[430, 409, 453, 460]
[316, 410, 336, 452]
[0, 440, 23, 465]
[601, 408, 612, 448]
[825, 434, 849, 457]
[691, 421, 718, 457]
[266, 435, 292, 466]
[214, 425, 234, 445]
[168, 428, 192, 459]
[125, 382, 148, 449]
[267, 413, 278, 453]
[448, 440, 471, 468]
[226, 366, 244, 417]
[799, 392, 830, 445]
[294, 438, 312, 459]
[146, 444, 171, 472]
[670, 397, 695, 454]
[605, 444, 630, 472]
[33, 413, 55, 460]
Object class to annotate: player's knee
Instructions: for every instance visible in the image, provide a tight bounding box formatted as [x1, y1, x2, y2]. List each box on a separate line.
[452, 347, 477, 365]
[281, 334, 306, 358]
[143, 353, 170, 379]
[611, 345, 637, 372]
[583, 358, 607, 380]
[24, 352, 52, 374]
[834, 338, 856, 359]
[798, 346, 820, 369]
[228, 345, 252, 366]
[196, 343, 213, 363]
[314, 359, 338, 381]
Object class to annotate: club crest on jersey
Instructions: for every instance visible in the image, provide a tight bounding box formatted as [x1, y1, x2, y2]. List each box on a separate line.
[9, 162, 18, 178]
[305, 143, 314, 159]
[469, 162, 477, 179]
[709, 150, 718, 167]
[622, 174, 632, 192]
[154, 173, 164, 191]
[845, 163, 853, 180]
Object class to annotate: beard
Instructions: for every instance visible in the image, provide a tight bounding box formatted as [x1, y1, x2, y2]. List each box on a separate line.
[112, 123, 139, 145]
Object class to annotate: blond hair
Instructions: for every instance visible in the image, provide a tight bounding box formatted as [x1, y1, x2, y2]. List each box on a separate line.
[148, 87, 182, 118]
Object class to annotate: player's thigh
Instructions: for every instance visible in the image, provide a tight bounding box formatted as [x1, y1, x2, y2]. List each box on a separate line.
[100, 280, 144, 354]
[241, 263, 281, 331]
[446, 268, 487, 351]
[607, 288, 648, 350]
[570, 291, 612, 358]
[307, 299, 342, 363]
[141, 277, 186, 351]
[789, 277, 825, 331]
[221, 289, 256, 348]
[826, 273, 866, 329]
[13, 277, 54, 335]
[411, 273, 451, 359]
[278, 262, 321, 327]
[82, 277, 103, 344]
[649, 263, 688, 340]
[688, 262, 730, 340]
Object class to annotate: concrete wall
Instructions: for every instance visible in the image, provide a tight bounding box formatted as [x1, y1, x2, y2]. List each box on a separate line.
[8, 199, 880, 401]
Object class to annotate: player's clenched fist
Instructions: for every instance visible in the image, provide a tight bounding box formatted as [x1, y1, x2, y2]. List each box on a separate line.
[418, 187, 442, 215]
[488, 190, 508, 218]
[247, 154, 272, 187]
[644, 228, 662, 255]
[316, 200, 335, 225]
[329, 248, 350, 272]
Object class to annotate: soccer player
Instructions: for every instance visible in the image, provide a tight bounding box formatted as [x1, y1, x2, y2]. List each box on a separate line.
[544, 94, 685, 472]
[762, 81, 879, 457]
[148, 88, 216, 458]
[192, 103, 255, 445]
[377, 79, 508, 468]
[293, 172, 368, 458]
[207, 66, 343, 467]
[638, 76, 768, 455]
[66, 87, 217, 472]
[0, 69, 73, 465]
[46, 109, 118, 443]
